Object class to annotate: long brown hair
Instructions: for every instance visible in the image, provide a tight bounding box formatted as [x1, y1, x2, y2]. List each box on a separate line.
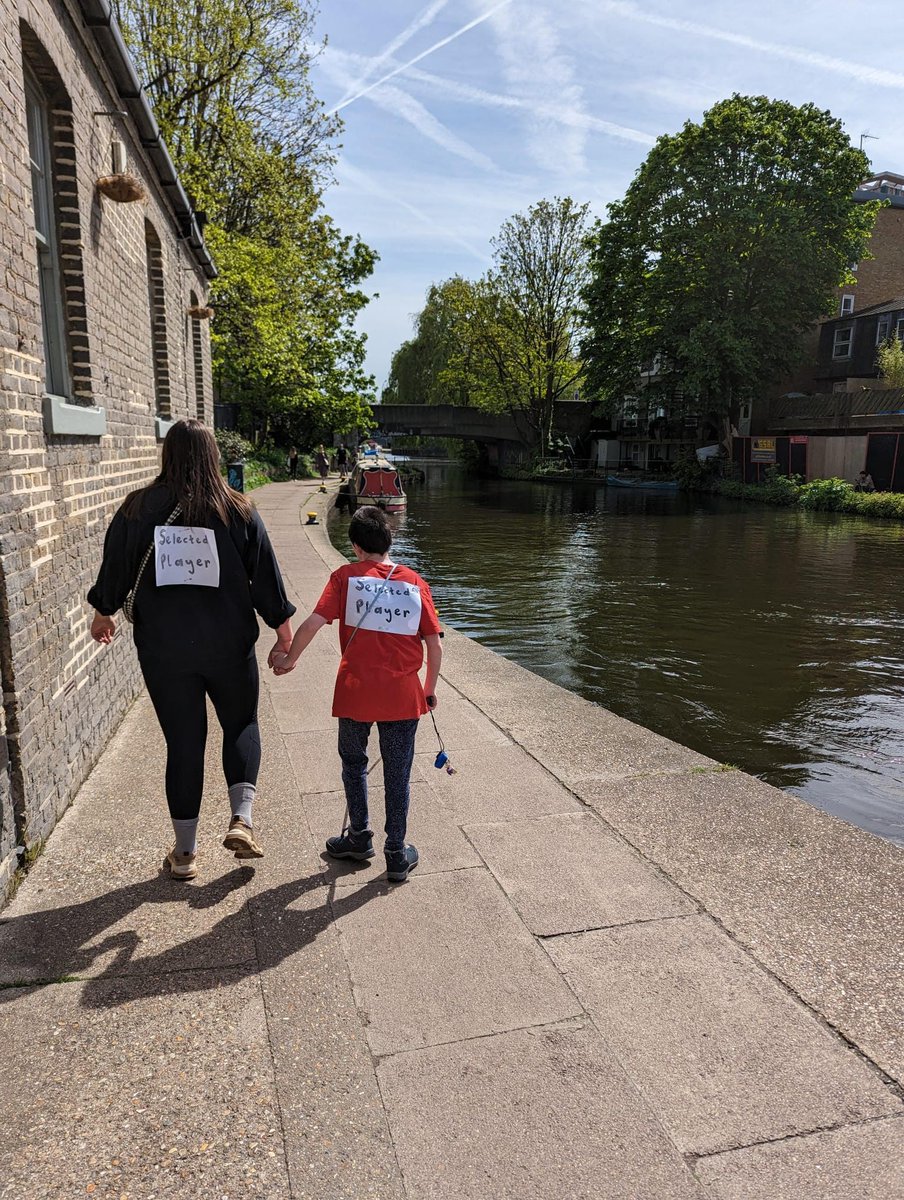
[124, 419, 253, 525]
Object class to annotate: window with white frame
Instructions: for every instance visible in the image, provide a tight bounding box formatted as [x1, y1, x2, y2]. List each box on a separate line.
[897, 316, 904, 342]
[876, 314, 892, 344]
[833, 327, 853, 359]
[840, 294, 855, 316]
[25, 69, 69, 398]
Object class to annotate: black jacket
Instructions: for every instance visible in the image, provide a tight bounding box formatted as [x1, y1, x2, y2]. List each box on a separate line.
[88, 485, 295, 663]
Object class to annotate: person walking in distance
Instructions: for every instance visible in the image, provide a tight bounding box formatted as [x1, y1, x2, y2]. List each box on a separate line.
[288, 446, 299, 480]
[315, 444, 330, 482]
[88, 419, 296, 880]
[272, 506, 442, 882]
[336, 442, 349, 481]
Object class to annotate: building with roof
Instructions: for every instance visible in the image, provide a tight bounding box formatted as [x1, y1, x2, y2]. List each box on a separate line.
[0, 0, 216, 896]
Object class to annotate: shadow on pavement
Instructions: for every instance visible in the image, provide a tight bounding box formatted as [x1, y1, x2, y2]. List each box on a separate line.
[0, 864, 396, 1009]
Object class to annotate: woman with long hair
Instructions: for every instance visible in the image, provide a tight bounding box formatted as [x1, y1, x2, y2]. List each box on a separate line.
[87, 420, 295, 880]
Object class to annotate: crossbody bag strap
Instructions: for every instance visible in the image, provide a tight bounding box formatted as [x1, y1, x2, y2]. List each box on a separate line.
[342, 562, 400, 658]
[132, 503, 183, 596]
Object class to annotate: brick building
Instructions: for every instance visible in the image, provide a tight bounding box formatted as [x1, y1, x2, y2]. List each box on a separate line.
[0, 0, 215, 897]
[784, 174, 904, 394]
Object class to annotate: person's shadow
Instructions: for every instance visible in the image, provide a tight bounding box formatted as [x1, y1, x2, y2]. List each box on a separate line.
[0, 859, 393, 1009]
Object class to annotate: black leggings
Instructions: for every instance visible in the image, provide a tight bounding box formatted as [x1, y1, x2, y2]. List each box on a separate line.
[140, 652, 261, 820]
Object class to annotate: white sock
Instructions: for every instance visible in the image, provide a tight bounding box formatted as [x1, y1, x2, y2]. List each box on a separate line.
[228, 782, 255, 827]
[172, 818, 198, 856]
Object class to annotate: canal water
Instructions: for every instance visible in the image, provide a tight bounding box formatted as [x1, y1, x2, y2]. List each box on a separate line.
[329, 462, 904, 846]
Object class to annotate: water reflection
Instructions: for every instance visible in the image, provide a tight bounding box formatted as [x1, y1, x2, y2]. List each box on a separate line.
[329, 464, 904, 845]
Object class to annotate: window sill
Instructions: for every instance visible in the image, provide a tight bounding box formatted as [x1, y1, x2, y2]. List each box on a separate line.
[155, 416, 176, 440]
[43, 394, 106, 437]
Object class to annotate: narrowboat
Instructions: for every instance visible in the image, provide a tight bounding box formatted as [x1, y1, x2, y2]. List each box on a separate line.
[350, 455, 408, 512]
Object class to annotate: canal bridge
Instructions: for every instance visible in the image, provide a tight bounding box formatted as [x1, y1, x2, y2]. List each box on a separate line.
[369, 401, 594, 462]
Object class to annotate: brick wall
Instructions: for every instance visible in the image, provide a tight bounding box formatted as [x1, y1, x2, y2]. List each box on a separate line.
[831, 204, 904, 316]
[0, 0, 213, 897]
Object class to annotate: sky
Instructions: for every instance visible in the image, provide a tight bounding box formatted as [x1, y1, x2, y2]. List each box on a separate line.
[311, 0, 904, 392]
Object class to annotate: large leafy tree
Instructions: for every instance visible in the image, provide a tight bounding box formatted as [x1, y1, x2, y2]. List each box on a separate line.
[387, 199, 591, 447]
[583, 95, 879, 414]
[114, 0, 376, 441]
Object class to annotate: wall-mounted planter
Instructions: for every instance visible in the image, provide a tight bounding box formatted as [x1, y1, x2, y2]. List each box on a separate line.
[187, 304, 214, 320]
[96, 173, 147, 203]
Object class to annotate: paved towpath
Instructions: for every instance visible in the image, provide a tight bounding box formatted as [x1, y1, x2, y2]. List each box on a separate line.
[1, 479, 902, 1199]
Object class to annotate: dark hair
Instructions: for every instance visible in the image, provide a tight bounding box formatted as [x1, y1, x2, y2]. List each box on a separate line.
[348, 505, 392, 554]
[124, 419, 252, 525]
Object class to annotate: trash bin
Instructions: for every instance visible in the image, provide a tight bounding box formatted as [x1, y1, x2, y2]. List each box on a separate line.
[227, 461, 245, 492]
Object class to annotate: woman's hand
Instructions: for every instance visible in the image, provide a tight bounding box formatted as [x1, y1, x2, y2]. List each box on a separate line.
[91, 613, 116, 644]
[271, 650, 296, 676]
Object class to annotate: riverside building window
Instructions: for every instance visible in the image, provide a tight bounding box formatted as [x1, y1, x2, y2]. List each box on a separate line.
[25, 69, 69, 399]
[840, 294, 855, 316]
[833, 327, 853, 359]
[877, 314, 892, 344]
[189, 290, 204, 417]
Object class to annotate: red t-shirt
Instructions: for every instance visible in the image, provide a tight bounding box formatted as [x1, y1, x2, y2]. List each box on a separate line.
[314, 560, 442, 721]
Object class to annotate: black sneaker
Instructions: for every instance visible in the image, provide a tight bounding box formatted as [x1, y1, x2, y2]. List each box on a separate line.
[385, 844, 419, 883]
[325, 828, 375, 860]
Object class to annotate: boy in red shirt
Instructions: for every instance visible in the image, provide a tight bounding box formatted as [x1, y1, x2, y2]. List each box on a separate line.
[272, 506, 442, 881]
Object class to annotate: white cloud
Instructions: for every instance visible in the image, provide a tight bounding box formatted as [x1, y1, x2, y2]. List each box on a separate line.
[478, 0, 589, 175]
[367, 82, 498, 170]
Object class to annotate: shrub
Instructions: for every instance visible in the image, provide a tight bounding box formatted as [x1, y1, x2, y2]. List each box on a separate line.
[762, 466, 801, 506]
[846, 489, 904, 519]
[674, 450, 722, 491]
[798, 477, 853, 511]
[214, 428, 254, 464]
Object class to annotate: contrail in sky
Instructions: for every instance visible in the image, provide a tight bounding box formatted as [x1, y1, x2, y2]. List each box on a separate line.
[336, 0, 452, 108]
[328, 0, 514, 115]
[598, 1, 904, 91]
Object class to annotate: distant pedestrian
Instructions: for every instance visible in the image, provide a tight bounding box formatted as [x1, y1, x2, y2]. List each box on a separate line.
[855, 470, 876, 493]
[336, 443, 349, 480]
[315, 444, 330, 482]
[271, 506, 442, 882]
[288, 446, 299, 480]
[88, 419, 296, 880]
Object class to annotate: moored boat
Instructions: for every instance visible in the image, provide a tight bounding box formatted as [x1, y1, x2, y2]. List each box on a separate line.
[351, 455, 407, 512]
[606, 474, 678, 491]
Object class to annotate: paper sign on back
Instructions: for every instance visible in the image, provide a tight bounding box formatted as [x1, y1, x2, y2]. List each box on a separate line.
[345, 575, 421, 635]
[155, 525, 220, 588]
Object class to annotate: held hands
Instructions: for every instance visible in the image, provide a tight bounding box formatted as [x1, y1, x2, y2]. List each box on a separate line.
[268, 637, 296, 675]
[271, 650, 296, 676]
[91, 613, 116, 644]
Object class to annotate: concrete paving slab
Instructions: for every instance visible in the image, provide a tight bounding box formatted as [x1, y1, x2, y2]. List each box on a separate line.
[0, 970, 290, 1200]
[378, 1020, 705, 1200]
[238, 690, 406, 1199]
[414, 741, 582, 824]
[695, 1116, 904, 1200]
[270, 682, 338, 732]
[0, 696, 258, 985]
[548, 916, 901, 1155]
[439, 628, 715, 783]
[416, 694, 510, 749]
[286, 730, 429, 795]
[333, 868, 582, 1055]
[575, 769, 904, 1085]
[465, 812, 697, 935]
[304, 785, 482, 875]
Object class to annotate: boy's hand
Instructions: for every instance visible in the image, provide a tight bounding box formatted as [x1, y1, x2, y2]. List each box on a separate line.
[271, 651, 296, 675]
[425, 693, 438, 710]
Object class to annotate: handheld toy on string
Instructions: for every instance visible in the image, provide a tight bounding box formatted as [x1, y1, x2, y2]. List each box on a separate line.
[426, 700, 456, 775]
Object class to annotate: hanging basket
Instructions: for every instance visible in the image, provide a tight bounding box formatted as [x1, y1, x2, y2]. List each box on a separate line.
[187, 304, 215, 320]
[96, 172, 147, 203]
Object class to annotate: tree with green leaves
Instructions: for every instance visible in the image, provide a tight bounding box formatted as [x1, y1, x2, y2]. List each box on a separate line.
[114, 0, 377, 442]
[583, 95, 879, 418]
[877, 336, 904, 388]
[388, 199, 591, 447]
